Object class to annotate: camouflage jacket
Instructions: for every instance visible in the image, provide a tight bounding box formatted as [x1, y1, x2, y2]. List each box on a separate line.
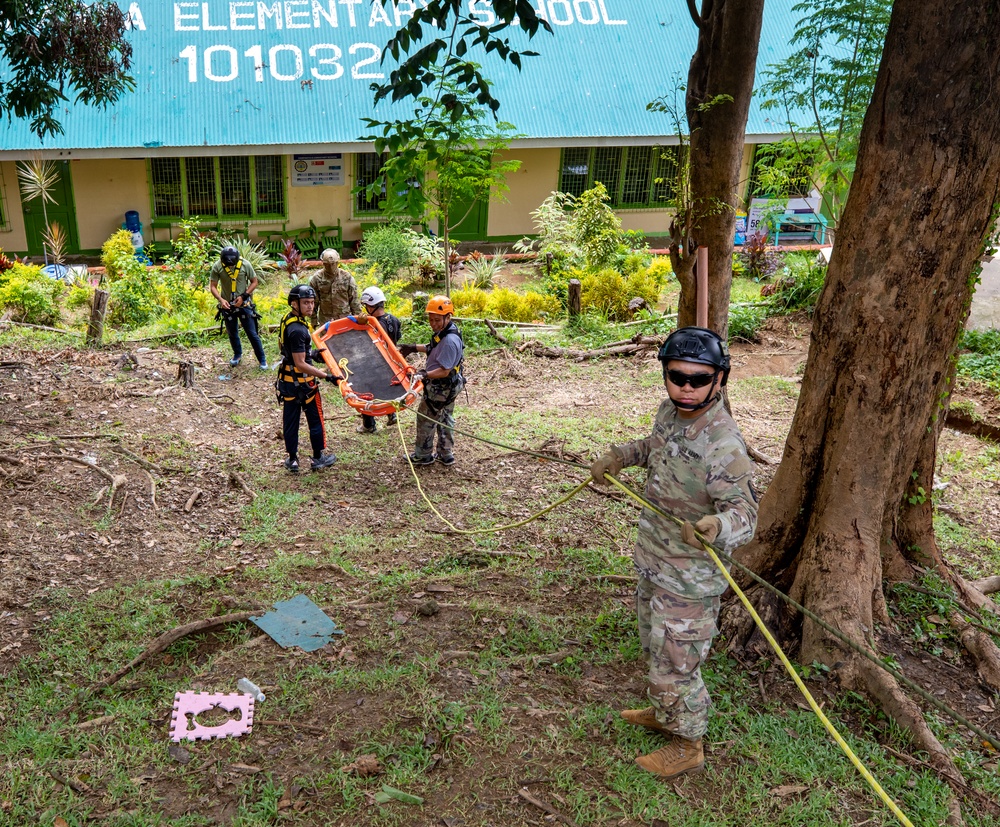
[309, 267, 361, 325]
[614, 396, 758, 598]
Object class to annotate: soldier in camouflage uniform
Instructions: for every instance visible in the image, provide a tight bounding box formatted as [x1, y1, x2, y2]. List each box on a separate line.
[309, 249, 363, 327]
[591, 326, 757, 780]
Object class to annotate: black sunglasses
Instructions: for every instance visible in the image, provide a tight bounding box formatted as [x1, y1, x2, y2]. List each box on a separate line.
[665, 369, 717, 389]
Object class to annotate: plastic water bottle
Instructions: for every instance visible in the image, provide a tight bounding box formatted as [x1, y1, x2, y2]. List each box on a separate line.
[237, 678, 265, 702]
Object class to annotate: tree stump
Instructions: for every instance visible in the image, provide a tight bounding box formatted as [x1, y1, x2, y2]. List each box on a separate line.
[177, 362, 195, 388]
[568, 279, 582, 319]
[86, 289, 109, 347]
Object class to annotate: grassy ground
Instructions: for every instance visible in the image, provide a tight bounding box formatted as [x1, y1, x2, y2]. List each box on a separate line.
[2, 327, 1000, 825]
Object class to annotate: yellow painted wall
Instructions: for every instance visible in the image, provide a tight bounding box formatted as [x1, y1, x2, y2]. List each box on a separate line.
[0, 162, 27, 252]
[71, 159, 149, 251]
[488, 148, 559, 237]
[488, 148, 674, 239]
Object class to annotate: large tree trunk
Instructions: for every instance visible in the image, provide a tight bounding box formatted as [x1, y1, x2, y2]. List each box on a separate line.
[734, 0, 1000, 781]
[680, 0, 765, 335]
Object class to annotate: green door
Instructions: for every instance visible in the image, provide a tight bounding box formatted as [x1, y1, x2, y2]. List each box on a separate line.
[19, 160, 80, 257]
[444, 196, 489, 241]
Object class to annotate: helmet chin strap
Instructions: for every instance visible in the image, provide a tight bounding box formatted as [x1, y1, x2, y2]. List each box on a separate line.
[671, 393, 721, 412]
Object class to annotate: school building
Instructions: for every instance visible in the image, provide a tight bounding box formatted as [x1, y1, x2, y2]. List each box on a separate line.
[0, 0, 804, 258]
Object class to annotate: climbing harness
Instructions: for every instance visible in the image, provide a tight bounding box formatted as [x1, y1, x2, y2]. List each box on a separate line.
[276, 311, 318, 404]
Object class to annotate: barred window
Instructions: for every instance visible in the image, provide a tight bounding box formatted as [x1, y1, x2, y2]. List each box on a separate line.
[355, 152, 386, 215]
[558, 146, 680, 208]
[149, 155, 286, 219]
[354, 152, 422, 216]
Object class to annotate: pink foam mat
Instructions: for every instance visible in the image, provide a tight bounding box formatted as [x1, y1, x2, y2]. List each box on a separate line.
[170, 691, 254, 742]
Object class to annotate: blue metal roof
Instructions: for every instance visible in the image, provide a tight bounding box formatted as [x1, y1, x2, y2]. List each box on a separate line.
[0, 0, 802, 154]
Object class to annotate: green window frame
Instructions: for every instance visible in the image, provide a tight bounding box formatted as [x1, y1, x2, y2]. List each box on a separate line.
[747, 143, 814, 200]
[559, 146, 680, 208]
[148, 155, 286, 220]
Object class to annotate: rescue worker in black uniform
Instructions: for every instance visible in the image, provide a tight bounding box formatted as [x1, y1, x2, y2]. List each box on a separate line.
[276, 284, 340, 474]
[209, 245, 268, 369]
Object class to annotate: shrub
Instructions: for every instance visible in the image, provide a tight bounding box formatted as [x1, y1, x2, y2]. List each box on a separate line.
[358, 222, 414, 278]
[101, 230, 140, 282]
[451, 286, 490, 317]
[646, 256, 673, 288]
[451, 286, 559, 322]
[762, 253, 826, 313]
[737, 230, 782, 282]
[728, 304, 768, 342]
[462, 250, 503, 289]
[404, 229, 445, 282]
[486, 287, 559, 322]
[574, 183, 622, 269]
[0, 261, 64, 325]
[578, 266, 662, 321]
[163, 218, 214, 289]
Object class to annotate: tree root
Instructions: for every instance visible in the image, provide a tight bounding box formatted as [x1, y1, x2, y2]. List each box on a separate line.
[950, 611, 1000, 693]
[972, 576, 1000, 596]
[36, 453, 126, 513]
[856, 655, 967, 794]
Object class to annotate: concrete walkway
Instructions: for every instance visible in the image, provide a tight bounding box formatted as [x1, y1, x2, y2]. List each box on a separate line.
[968, 256, 1000, 331]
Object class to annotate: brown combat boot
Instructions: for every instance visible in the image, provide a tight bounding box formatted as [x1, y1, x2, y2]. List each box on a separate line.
[635, 737, 705, 779]
[620, 706, 673, 737]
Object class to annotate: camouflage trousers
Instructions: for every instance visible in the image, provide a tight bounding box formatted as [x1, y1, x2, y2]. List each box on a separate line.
[637, 576, 720, 740]
[413, 377, 462, 460]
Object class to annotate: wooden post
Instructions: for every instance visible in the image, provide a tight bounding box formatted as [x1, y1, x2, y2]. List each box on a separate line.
[568, 279, 582, 319]
[696, 246, 709, 328]
[86, 289, 109, 347]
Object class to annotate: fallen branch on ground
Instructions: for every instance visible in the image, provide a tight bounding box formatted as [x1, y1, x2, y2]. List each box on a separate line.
[229, 471, 257, 501]
[35, 453, 126, 512]
[81, 610, 261, 699]
[184, 489, 202, 512]
[517, 787, 579, 827]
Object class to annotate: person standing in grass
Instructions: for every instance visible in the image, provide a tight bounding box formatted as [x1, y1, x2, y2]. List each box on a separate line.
[209, 245, 268, 369]
[275, 284, 340, 474]
[356, 285, 402, 434]
[397, 295, 464, 467]
[590, 326, 758, 779]
[309, 248, 363, 327]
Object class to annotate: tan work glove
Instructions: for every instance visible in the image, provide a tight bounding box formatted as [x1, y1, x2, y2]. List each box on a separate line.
[681, 515, 723, 548]
[590, 449, 624, 486]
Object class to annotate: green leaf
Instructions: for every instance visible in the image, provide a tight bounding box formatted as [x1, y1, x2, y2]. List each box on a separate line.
[375, 785, 424, 805]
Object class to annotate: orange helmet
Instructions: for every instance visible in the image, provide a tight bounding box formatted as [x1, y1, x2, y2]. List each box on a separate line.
[426, 294, 454, 316]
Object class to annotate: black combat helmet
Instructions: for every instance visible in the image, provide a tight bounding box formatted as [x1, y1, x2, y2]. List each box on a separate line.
[220, 246, 239, 266]
[287, 284, 317, 305]
[658, 326, 731, 386]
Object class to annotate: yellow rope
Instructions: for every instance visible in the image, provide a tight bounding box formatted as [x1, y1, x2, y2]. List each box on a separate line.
[388, 404, 914, 825]
[394, 416, 590, 535]
[602, 473, 915, 827]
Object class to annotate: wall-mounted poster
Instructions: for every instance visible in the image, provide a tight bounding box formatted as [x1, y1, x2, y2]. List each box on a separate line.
[291, 154, 344, 187]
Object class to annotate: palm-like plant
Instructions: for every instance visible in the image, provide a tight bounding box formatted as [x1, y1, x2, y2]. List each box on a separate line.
[42, 222, 68, 271]
[17, 157, 60, 266]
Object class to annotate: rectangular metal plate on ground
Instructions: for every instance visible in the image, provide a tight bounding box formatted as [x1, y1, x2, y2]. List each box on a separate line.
[250, 594, 345, 652]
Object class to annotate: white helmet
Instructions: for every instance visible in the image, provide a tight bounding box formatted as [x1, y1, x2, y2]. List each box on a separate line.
[361, 286, 386, 306]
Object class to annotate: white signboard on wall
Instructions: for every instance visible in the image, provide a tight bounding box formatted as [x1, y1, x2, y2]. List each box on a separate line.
[291, 154, 344, 187]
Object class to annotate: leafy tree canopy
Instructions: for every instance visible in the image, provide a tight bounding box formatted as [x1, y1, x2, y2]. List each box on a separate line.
[372, 0, 551, 120]
[0, 0, 134, 138]
[757, 0, 891, 214]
